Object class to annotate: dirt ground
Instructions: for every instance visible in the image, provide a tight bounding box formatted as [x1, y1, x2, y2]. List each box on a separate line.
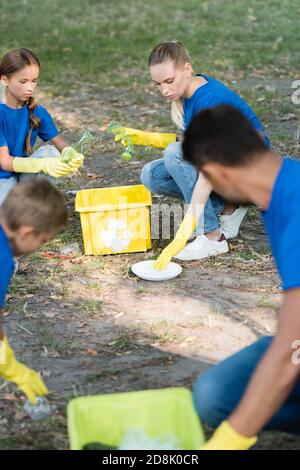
[0, 82, 299, 450]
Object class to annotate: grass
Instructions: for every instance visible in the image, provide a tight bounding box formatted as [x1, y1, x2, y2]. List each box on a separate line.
[80, 299, 103, 317]
[135, 287, 147, 294]
[211, 304, 224, 317]
[0, 0, 298, 97]
[257, 298, 279, 311]
[109, 332, 134, 352]
[35, 320, 56, 349]
[149, 320, 183, 344]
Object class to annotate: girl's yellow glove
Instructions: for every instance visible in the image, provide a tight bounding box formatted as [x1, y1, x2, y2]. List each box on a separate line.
[13, 156, 73, 177]
[61, 147, 85, 172]
[114, 127, 176, 149]
[153, 214, 197, 270]
[201, 421, 257, 450]
[0, 336, 48, 404]
[13, 148, 84, 177]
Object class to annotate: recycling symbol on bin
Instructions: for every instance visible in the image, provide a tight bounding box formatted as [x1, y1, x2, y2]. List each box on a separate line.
[100, 219, 132, 252]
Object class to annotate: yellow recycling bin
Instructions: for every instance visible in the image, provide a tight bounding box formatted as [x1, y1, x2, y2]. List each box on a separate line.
[75, 184, 152, 255]
[67, 388, 205, 450]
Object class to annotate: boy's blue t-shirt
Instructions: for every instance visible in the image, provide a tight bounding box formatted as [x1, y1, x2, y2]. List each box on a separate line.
[183, 75, 269, 146]
[262, 157, 300, 291]
[0, 224, 15, 308]
[0, 103, 59, 179]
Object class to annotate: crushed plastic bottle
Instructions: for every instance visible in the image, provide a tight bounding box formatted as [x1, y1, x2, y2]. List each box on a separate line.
[118, 428, 181, 450]
[59, 242, 82, 256]
[107, 120, 122, 134]
[23, 397, 51, 421]
[61, 131, 94, 164]
[72, 130, 94, 154]
[107, 120, 134, 161]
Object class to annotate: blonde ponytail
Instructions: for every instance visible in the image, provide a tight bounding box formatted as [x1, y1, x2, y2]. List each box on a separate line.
[171, 99, 184, 130]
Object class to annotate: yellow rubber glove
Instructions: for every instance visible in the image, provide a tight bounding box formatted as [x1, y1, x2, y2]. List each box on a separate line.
[0, 336, 48, 404]
[61, 147, 85, 172]
[114, 128, 176, 149]
[153, 213, 197, 270]
[13, 156, 74, 178]
[201, 421, 257, 450]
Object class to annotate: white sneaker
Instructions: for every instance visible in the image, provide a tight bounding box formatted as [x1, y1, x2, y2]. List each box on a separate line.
[188, 232, 197, 242]
[174, 234, 229, 261]
[219, 206, 248, 239]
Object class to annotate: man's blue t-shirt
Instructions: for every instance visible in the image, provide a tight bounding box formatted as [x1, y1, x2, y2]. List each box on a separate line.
[0, 225, 15, 308]
[262, 158, 300, 291]
[0, 103, 59, 179]
[183, 75, 270, 146]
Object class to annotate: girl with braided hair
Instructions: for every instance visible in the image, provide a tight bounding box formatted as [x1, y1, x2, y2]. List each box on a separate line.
[0, 48, 84, 204]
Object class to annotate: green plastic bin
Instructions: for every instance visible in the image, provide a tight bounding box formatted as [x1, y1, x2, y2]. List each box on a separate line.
[67, 387, 204, 450]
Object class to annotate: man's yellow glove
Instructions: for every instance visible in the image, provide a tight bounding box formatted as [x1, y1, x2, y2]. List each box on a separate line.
[201, 421, 257, 450]
[13, 156, 74, 178]
[153, 213, 197, 270]
[61, 147, 85, 172]
[0, 336, 48, 404]
[114, 128, 176, 149]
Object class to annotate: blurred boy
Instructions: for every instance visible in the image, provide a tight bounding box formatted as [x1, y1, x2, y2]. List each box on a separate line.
[0, 178, 68, 403]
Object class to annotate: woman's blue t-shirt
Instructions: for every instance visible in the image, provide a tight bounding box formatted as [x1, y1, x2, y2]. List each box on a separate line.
[183, 75, 269, 146]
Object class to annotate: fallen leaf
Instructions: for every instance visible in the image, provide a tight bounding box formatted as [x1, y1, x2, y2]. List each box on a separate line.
[85, 173, 103, 180]
[14, 410, 27, 421]
[280, 113, 297, 122]
[114, 312, 124, 319]
[43, 311, 59, 318]
[185, 336, 198, 343]
[42, 370, 52, 378]
[86, 348, 97, 356]
[41, 251, 75, 260]
[3, 393, 18, 401]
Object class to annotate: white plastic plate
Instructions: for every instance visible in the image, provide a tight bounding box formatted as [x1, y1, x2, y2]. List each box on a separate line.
[131, 260, 182, 282]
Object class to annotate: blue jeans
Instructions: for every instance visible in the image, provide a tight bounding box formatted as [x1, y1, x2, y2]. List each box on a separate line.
[140, 142, 225, 234]
[193, 336, 300, 434]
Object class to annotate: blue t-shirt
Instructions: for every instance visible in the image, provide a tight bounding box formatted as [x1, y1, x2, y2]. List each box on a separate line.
[262, 158, 300, 291]
[183, 75, 270, 146]
[0, 103, 59, 179]
[0, 224, 15, 308]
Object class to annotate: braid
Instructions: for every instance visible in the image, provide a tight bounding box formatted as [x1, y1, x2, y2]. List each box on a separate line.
[25, 96, 41, 155]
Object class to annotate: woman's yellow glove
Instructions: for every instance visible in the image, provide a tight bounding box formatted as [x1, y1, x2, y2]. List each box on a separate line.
[153, 214, 197, 270]
[201, 421, 257, 450]
[114, 127, 176, 149]
[0, 336, 48, 404]
[13, 156, 74, 177]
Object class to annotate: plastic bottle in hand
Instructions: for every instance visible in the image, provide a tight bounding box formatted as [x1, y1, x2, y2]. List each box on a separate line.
[23, 397, 51, 421]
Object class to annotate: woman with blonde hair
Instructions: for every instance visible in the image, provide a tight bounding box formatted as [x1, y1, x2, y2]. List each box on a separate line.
[115, 40, 269, 265]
